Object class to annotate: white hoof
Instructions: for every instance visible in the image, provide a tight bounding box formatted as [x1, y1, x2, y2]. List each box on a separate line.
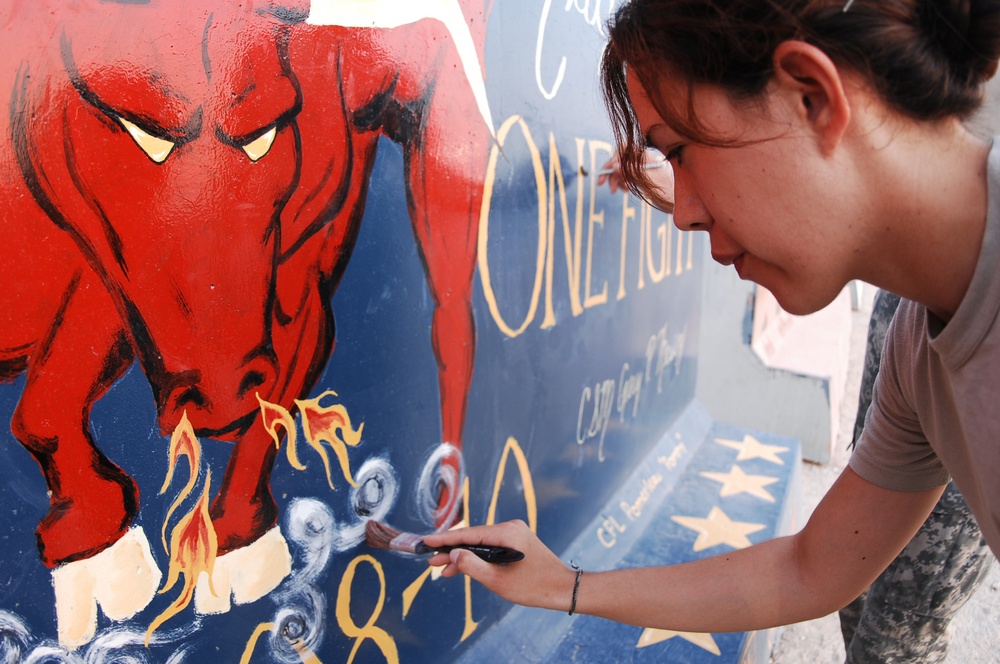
[194, 527, 291, 615]
[51, 527, 161, 650]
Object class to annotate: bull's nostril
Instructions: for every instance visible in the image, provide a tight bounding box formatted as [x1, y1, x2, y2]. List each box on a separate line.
[175, 386, 208, 409]
[238, 370, 267, 398]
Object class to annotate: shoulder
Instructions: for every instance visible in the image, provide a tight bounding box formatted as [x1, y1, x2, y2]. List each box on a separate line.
[882, 298, 926, 373]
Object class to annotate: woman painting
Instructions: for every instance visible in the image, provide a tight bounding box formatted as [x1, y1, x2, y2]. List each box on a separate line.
[425, 0, 1000, 640]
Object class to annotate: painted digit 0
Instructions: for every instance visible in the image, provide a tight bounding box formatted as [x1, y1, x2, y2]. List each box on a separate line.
[486, 436, 538, 531]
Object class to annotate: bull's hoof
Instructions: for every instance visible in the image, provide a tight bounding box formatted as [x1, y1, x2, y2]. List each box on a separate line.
[51, 527, 161, 650]
[194, 527, 291, 615]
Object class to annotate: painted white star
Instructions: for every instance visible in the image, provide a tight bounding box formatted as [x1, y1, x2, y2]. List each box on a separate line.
[672, 506, 766, 552]
[637, 628, 721, 655]
[701, 464, 779, 503]
[715, 435, 788, 465]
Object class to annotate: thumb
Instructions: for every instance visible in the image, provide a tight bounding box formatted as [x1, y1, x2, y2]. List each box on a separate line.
[448, 548, 493, 583]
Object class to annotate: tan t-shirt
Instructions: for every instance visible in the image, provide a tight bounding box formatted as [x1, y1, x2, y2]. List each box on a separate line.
[851, 138, 1000, 555]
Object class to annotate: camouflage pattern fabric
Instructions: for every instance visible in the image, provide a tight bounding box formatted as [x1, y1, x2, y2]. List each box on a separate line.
[840, 290, 994, 663]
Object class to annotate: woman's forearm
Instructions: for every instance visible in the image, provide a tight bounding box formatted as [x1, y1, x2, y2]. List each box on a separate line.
[425, 468, 944, 633]
[572, 536, 820, 632]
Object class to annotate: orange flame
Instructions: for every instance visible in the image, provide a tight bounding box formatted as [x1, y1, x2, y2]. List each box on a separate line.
[296, 390, 363, 489]
[159, 412, 202, 553]
[257, 393, 302, 469]
[257, 390, 362, 489]
[147, 413, 219, 645]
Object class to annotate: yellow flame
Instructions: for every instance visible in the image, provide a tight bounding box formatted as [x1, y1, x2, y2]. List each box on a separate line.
[257, 394, 303, 468]
[147, 416, 218, 645]
[258, 391, 362, 489]
[159, 411, 202, 553]
[291, 390, 363, 489]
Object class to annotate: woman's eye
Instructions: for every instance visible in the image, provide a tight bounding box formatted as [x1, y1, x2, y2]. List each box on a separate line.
[665, 145, 685, 165]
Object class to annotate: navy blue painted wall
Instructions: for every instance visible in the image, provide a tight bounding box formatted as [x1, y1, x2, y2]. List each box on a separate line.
[0, 1, 703, 660]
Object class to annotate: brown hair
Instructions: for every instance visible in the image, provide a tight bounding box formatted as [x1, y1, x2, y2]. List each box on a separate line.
[602, 0, 1000, 204]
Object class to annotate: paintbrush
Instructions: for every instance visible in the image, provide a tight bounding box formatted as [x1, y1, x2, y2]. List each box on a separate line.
[365, 520, 524, 564]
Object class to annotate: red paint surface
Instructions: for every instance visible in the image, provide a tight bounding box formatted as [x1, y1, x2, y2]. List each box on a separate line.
[0, 0, 489, 566]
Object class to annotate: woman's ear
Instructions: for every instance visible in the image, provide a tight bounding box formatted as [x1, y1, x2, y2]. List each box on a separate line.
[772, 40, 851, 154]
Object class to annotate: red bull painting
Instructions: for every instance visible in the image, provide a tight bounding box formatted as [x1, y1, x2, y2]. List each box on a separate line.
[0, 0, 715, 661]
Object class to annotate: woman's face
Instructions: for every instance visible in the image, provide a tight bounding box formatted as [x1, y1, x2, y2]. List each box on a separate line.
[626, 68, 856, 315]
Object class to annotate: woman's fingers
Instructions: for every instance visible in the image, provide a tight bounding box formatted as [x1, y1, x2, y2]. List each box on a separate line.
[422, 520, 578, 612]
[444, 547, 495, 582]
[598, 156, 624, 192]
[424, 519, 529, 550]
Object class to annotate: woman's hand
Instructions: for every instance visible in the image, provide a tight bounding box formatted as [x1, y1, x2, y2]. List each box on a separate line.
[423, 520, 578, 612]
[597, 150, 675, 213]
[597, 155, 629, 193]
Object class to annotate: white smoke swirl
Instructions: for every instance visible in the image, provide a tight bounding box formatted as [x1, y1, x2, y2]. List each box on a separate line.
[416, 443, 465, 528]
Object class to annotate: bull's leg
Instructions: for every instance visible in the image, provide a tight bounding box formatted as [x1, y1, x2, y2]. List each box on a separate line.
[11, 275, 137, 567]
[196, 294, 331, 613]
[399, 48, 485, 527]
[209, 424, 282, 555]
[209, 289, 332, 556]
[196, 423, 292, 615]
[10, 275, 160, 647]
[428, 295, 474, 527]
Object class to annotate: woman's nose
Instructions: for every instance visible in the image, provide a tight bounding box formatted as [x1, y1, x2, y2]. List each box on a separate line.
[670, 171, 710, 232]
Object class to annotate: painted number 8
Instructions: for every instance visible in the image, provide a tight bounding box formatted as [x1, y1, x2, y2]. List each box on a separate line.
[336, 554, 399, 664]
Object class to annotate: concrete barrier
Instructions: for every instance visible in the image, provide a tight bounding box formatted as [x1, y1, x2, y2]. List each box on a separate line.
[0, 1, 804, 661]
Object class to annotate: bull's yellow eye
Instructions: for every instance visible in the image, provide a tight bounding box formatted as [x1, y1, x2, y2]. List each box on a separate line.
[117, 116, 175, 164]
[242, 126, 276, 162]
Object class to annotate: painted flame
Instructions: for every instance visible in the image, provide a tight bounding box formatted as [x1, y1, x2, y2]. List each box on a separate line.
[257, 393, 299, 463]
[159, 411, 201, 553]
[147, 413, 219, 645]
[296, 391, 363, 489]
[258, 390, 363, 490]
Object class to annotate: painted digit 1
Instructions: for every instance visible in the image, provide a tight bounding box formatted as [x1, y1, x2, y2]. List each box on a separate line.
[336, 555, 399, 664]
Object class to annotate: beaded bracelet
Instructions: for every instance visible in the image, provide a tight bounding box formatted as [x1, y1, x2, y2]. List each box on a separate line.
[568, 568, 584, 615]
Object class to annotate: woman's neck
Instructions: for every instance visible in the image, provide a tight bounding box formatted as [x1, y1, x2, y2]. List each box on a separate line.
[855, 122, 991, 322]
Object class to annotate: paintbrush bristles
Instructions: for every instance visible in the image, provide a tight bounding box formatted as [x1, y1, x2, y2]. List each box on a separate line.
[364, 519, 401, 548]
[365, 520, 431, 555]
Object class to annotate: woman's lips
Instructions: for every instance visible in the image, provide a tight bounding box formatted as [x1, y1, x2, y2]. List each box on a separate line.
[712, 251, 749, 278]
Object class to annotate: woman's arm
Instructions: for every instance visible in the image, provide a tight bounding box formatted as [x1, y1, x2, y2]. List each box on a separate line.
[424, 466, 943, 632]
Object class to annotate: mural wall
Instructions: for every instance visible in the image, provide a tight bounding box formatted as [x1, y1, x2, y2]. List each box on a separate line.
[0, 0, 701, 661]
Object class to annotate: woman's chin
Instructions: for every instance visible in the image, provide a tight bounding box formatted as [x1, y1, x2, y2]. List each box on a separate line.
[769, 285, 841, 316]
